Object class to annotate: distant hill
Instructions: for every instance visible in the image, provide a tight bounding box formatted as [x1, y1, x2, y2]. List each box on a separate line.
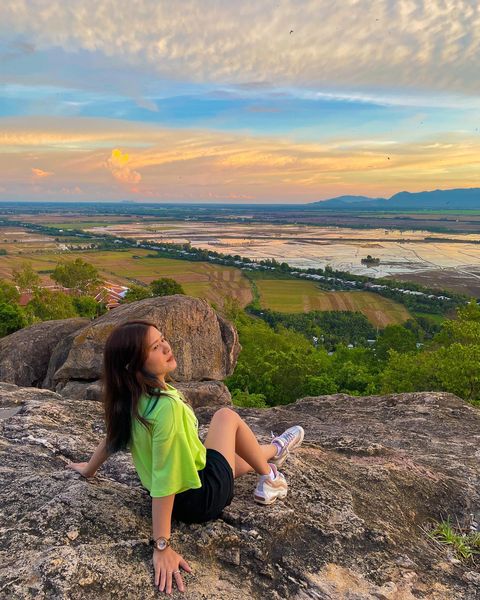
[310, 187, 480, 210]
[314, 194, 387, 204]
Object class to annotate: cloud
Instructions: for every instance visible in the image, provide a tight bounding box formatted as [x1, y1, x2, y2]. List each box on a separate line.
[60, 186, 83, 194]
[31, 167, 53, 178]
[105, 148, 141, 185]
[1, 117, 479, 203]
[1, 1, 480, 97]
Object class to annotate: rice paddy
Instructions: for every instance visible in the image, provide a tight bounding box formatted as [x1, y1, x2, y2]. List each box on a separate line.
[255, 279, 411, 327]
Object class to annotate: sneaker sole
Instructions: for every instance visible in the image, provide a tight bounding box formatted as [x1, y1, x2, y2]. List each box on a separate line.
[253, 489, 288, 505]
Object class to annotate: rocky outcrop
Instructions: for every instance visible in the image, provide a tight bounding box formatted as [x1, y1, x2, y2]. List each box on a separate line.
[54, 379, 232, 409]
[50, 295, 240, 387]
[0, 318, 89, 387]
[175, 380, 232, 409]
[0, 296, 240, 410]
[1, 384, 479, 599]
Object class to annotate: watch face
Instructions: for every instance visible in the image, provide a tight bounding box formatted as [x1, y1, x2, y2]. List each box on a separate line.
[157, 539, 167, 550]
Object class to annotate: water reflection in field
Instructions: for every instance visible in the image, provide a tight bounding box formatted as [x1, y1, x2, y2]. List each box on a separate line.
[88, 221, 480, 280]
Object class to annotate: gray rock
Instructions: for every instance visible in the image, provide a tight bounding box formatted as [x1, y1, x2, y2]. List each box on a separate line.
[1, 384, 479, 598]
[43, 328, 87, 390]
[0, 318, 89, 387]
[56, 380, 103, 401]
[175, 380, 232, 409]
[51, 295, 240, 386]
[55, 379, 232, 409]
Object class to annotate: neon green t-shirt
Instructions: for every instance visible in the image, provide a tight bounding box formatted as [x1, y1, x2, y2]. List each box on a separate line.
[129, 384, 207, 498]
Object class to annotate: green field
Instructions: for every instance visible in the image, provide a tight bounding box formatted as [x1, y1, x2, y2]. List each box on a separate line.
[1, 245, 416, 326]
[0, 249, 253, 309]
[42, 221, 126, 229]
[412, 311, 446, 325]
[256, 279, 411, 327]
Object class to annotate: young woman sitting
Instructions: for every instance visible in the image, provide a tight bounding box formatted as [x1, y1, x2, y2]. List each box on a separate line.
[66, 319, 304, 595]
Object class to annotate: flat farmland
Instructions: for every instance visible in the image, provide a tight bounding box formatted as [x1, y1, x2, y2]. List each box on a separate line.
[0, 249, 253, 308]
[256, 279, 411, 327]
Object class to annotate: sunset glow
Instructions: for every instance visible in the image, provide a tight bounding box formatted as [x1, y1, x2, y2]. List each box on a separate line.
[1, 1, 479, 203]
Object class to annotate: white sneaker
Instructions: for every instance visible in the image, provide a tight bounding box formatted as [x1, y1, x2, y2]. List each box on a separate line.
[270, 425, 305, 468]
[253, 463, 288, 505]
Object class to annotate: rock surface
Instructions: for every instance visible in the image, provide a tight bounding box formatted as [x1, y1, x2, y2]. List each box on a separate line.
[54, 379, 232, 409]
[1, 384, 479, 599]
[50, 295, 240, 387]
[0, 296, 240, 410]
[0, 318, 89, 387]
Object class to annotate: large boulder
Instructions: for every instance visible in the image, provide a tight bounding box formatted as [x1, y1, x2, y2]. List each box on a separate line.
[54, 379, 232, 409]
[0, 318, 89, 387]
[1, 384, 479, 599]
[50, 295, 240, 388]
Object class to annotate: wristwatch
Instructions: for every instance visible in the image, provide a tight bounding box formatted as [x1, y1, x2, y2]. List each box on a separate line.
[149, 536, 171, 551]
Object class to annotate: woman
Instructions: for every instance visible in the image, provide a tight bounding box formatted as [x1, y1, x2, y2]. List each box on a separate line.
[66, 320, 304, 595]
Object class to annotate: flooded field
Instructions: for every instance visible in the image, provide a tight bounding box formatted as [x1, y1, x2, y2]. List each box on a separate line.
[86, 221, 480, 286]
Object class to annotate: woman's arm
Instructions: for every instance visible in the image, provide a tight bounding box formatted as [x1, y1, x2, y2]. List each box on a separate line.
[151, 494, 192, 594]
[65, 436, 110, 478]
[152, 494, 174, 539]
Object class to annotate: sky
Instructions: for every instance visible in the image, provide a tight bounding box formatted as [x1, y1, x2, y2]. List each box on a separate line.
[0, 0, 479, 204]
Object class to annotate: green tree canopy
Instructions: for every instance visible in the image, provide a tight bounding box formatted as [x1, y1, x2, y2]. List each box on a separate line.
[51, 258, 101, 294]
[456, 299, 480, 323]
[150, 278, 185, 297]
[12, 262, 40, 292]
[433, 320, 480, 347]
[25, 289, 77, 321]
[226, 317, 330, 406]
[72, 295, 107, 318]
[0, 302, 27, 337]
[375, 324, 417, 361]
[122, 284, 153, 303]
[0, 279, 20, 304]
[381, 345, 480, 405]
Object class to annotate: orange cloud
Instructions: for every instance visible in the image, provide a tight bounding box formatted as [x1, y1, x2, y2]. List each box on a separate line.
[31, 167, 53, 178]
[105, 148, 141, 185]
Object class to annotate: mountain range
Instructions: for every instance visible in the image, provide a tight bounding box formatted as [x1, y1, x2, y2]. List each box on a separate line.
[310, 187, 480, 210]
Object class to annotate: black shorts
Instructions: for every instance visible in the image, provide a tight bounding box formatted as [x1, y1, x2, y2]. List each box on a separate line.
[172, 449, 235, 524]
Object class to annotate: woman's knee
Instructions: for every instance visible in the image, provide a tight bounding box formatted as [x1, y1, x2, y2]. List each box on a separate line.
[213, 407, 238, 423]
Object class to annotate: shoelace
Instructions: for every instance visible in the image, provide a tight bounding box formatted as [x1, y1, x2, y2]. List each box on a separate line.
[271, 430, 296, 447]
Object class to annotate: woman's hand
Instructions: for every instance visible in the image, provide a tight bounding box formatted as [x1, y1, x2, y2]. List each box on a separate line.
[153, 546, 192, 595]
[65, 461, 97, 479]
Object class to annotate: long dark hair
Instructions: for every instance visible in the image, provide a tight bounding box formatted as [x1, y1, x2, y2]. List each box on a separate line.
[103, 319, 168, 454]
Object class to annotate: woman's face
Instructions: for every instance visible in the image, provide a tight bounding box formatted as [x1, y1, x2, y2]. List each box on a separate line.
[143, 326, 177, 382]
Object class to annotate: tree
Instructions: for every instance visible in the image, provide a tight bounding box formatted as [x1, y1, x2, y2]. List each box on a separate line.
[150, 278, 185, 297]
[222, 295, 243, 323]
[122, 284, 153, 303]
[0, 279, 20, 304]
[72, 295, 107, 318]
[0, 302, 27, 337]
[51, 258, 101, 294]
[456, 299, 480, 323]
[375, 324, 417, 361]
[434, 320, 480, 348]
[334, 361, 377, 395]
[25, 289, 77, 321]
[226, 317, 330, 406]
[12, 262, 40, 292]
[381, 345, 480, 405]
[303, 374, 338, 395]
[231, 390, 268, 408]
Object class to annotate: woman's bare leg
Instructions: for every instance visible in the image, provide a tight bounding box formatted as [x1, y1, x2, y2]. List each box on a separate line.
[204, 407, 277, 478]
[234, 445, 276, 479]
